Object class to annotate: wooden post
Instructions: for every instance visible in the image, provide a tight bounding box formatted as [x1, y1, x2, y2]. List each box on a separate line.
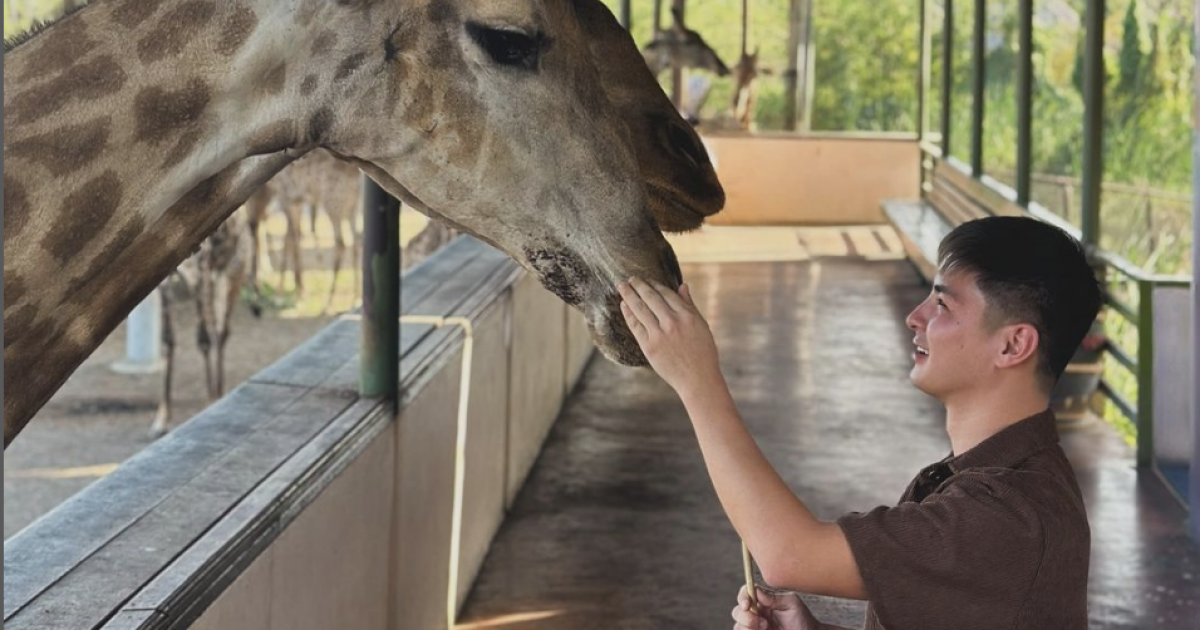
[360, 177, 399, 399]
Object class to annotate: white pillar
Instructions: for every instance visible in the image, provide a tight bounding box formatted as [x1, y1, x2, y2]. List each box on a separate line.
[110, 291, 163, 374]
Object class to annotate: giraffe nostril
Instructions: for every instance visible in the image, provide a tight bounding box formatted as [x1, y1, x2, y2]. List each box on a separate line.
[666, 123, 707, 169]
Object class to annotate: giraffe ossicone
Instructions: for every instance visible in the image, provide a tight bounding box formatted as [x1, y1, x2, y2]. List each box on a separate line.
[3, 0, 724, 448]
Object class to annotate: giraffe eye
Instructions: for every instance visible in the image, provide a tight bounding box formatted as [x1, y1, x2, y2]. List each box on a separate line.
[466, 23, 544, 71]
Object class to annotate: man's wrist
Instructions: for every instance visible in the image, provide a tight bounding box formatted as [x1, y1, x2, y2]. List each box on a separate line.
[676, 369, 730, 408]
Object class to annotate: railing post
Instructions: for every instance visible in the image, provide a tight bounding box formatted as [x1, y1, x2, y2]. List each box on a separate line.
[620, 0, 631, 30]
[360, 177, 400, 399]
[941, 0, 954, 158]
[1015, 0, 1033, 205]
[917, 0, 928, 142]
[1190, 0, 1200, 543]
[1081, 0, 1106, 247]
[970, 0, 985, 177]
[1136, 278, 1154, 469]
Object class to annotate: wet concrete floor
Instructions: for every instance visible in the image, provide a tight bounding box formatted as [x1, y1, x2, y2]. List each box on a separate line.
[457, 259, 1199, 630]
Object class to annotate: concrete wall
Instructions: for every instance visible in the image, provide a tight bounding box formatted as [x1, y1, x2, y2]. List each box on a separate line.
[700, 134, 921, 226]
[192, 271, 595, 630]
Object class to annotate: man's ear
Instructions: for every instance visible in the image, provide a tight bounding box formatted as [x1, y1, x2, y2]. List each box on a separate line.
[996, 323, 1040, 369]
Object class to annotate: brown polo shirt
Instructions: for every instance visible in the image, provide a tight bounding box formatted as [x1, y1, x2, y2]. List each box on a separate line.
[836, 409, 1089, 630]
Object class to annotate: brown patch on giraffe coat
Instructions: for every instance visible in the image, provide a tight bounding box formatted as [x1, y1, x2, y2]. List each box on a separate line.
[248, 121, 296, 155]
[9, 56, 127, 125]
[5, 276, 28, 309]
[112, 0, 163, 29]
[4, 176, 31, 241]
[43, 170, 124, 264]
[134, 79, 212, 144]
[426, 1, 456, 23]
[3, 304, 38, 349]
[9, 118, 111, 178]
[136, 0, 216, 64]
[307, 108, 335, 143]
[65, 218, 146, 298]
[300, 74, 319, 95]
[262, 62, 288, 94]
[311, 31, 336, 55]
[217, 6, 258, 56]
[335, 53, 368, 82]
[19, 14, 96, 82]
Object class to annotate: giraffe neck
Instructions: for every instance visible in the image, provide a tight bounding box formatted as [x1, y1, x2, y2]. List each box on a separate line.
[3, 0, 346, 447]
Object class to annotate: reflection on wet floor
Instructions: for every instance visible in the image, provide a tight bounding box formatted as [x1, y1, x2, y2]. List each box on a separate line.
[458, 257, 1199, 629]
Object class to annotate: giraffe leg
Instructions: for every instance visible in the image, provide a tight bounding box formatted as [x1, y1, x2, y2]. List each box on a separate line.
[323, 214, 345, 314]
[151, 289, 174, 439]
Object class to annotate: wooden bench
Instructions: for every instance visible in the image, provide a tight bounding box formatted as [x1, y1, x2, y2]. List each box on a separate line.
[882, 155, 1022, 282]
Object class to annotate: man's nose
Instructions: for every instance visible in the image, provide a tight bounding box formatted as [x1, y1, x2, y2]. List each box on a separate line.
[905, 303, 925, 332]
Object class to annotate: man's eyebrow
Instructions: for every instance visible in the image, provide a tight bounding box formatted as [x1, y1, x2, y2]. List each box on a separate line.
[933, 283, 956, 300]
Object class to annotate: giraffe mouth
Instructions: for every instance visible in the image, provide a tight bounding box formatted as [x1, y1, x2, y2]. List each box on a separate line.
[647, 183, 717, 233]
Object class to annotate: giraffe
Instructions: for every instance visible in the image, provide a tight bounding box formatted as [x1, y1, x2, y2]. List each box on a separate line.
[152, 209, 254, 437]
[731, 48, 759, 130]
[640, 6, 730, 78]
[3, 0, 724, 448]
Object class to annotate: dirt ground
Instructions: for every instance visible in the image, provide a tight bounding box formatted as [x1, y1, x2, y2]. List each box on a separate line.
[3, 208, 432, 539]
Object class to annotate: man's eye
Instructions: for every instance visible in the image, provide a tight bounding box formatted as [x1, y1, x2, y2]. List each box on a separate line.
[466, 23, 544, 71]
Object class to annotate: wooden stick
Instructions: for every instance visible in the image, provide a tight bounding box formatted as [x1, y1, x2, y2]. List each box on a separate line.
[742, 540, 758, 613]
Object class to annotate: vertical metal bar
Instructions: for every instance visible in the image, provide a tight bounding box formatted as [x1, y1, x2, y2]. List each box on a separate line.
[970, 0, 985, 177]
[671, 0, 685, 107]
[782, 0, 802, 131]
[942, 0, 954, 157]
[1189, 0, 1200, 543]
[800, 0, 816, 133]
[917, 0, 929, 141]
[360, 177, 400, 399]
[1081, 0, 1106, 247]
[620, 0, 631, 30]
[1016, 0, 1033, 205]
[1136, 279, 1154, 469]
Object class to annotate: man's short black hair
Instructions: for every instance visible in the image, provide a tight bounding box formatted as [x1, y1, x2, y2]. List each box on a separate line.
[937, 216, 1103, 391]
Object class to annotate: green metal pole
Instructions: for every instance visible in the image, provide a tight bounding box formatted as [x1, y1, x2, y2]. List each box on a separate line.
[620, 0, 631, 30]
[970, 0, 985, 177]
[1081, 0, 1105, 247]
[1136, 279, 1154, 469]
[360, 177, 400, 399]
[941, 0, 953, 157]
[1016, 0, 1033, 205]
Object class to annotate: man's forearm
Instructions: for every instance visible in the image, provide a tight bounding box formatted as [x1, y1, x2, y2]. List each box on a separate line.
[677, 374, 865, 598]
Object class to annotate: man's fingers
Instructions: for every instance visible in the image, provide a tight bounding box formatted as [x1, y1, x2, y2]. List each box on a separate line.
[619, 301, 648, 341]
[628, 277, 677, 323]
[618, 280, 659, 329]
[730, 604, 764, 630]
[646, 278, 692, 313]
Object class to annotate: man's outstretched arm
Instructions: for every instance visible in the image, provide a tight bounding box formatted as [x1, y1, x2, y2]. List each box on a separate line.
[618, 277, 866, 600]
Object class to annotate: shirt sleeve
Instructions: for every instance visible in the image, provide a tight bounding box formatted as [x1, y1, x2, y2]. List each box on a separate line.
[836, 472, 1044, 630]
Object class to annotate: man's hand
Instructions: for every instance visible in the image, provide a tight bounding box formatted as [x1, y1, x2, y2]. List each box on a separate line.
[617, 277, 722, 397]
[732, 586, 823, 630]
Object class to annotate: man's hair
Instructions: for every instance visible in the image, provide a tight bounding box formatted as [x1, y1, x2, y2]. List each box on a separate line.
[937, 216, 1103, 391]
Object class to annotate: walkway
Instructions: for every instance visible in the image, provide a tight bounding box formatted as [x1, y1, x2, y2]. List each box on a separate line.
[457, 238, 1199, 629]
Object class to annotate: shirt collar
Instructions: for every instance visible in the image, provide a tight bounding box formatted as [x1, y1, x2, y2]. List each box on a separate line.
[947, 408, 1059, 473]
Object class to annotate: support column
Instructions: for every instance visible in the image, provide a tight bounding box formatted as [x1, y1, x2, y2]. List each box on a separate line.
[1081, 0, 1106, 247]
[941, 0, 954, 157]
[1189, 0, 1199, 543]
[970, 0, 985, 177]
[360, 177, 399, 399]
[1016, 0, 1033, 205]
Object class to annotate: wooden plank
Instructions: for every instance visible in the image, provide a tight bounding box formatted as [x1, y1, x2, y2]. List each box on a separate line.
[3, 382, 306, 622]
[847, 227, 883, 257]
[6, 390, 356, 630]
[399, 236, 485, 311]
[250, 319, 359, 391]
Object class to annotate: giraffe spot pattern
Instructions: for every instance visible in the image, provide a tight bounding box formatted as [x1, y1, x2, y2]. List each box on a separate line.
[136, 0, 216, 64]
[9, 118, 111, 178]
[43, 170, 124, 264]
[66, 218, 146, 298]
[134, 78, 212, 144]
[19, 13, 96, 82]
[3, 176, 31, 241]
[307, 107, 334, 143]
[217, 6, 257, 56]
[112, 0, 163, 29]
[335, 52, 368, 82]
[300, 74, 319, 95]
[9, 55, 128, 125]
[311, 31, 336, 55]
[262, 62, 288, 94]
[5, 276, 28, 311]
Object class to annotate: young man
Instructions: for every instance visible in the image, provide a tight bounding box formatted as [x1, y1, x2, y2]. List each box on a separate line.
[617, 216, 1102, 630]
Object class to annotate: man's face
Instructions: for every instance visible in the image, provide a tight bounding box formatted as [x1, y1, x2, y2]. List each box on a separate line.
[904, 268, 1000, 401]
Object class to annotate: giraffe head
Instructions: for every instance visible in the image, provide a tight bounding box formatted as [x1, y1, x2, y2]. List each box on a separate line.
[309, 0, 711, 365]
[640, 7, 731, 78]
[576, 0, 724, 233]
